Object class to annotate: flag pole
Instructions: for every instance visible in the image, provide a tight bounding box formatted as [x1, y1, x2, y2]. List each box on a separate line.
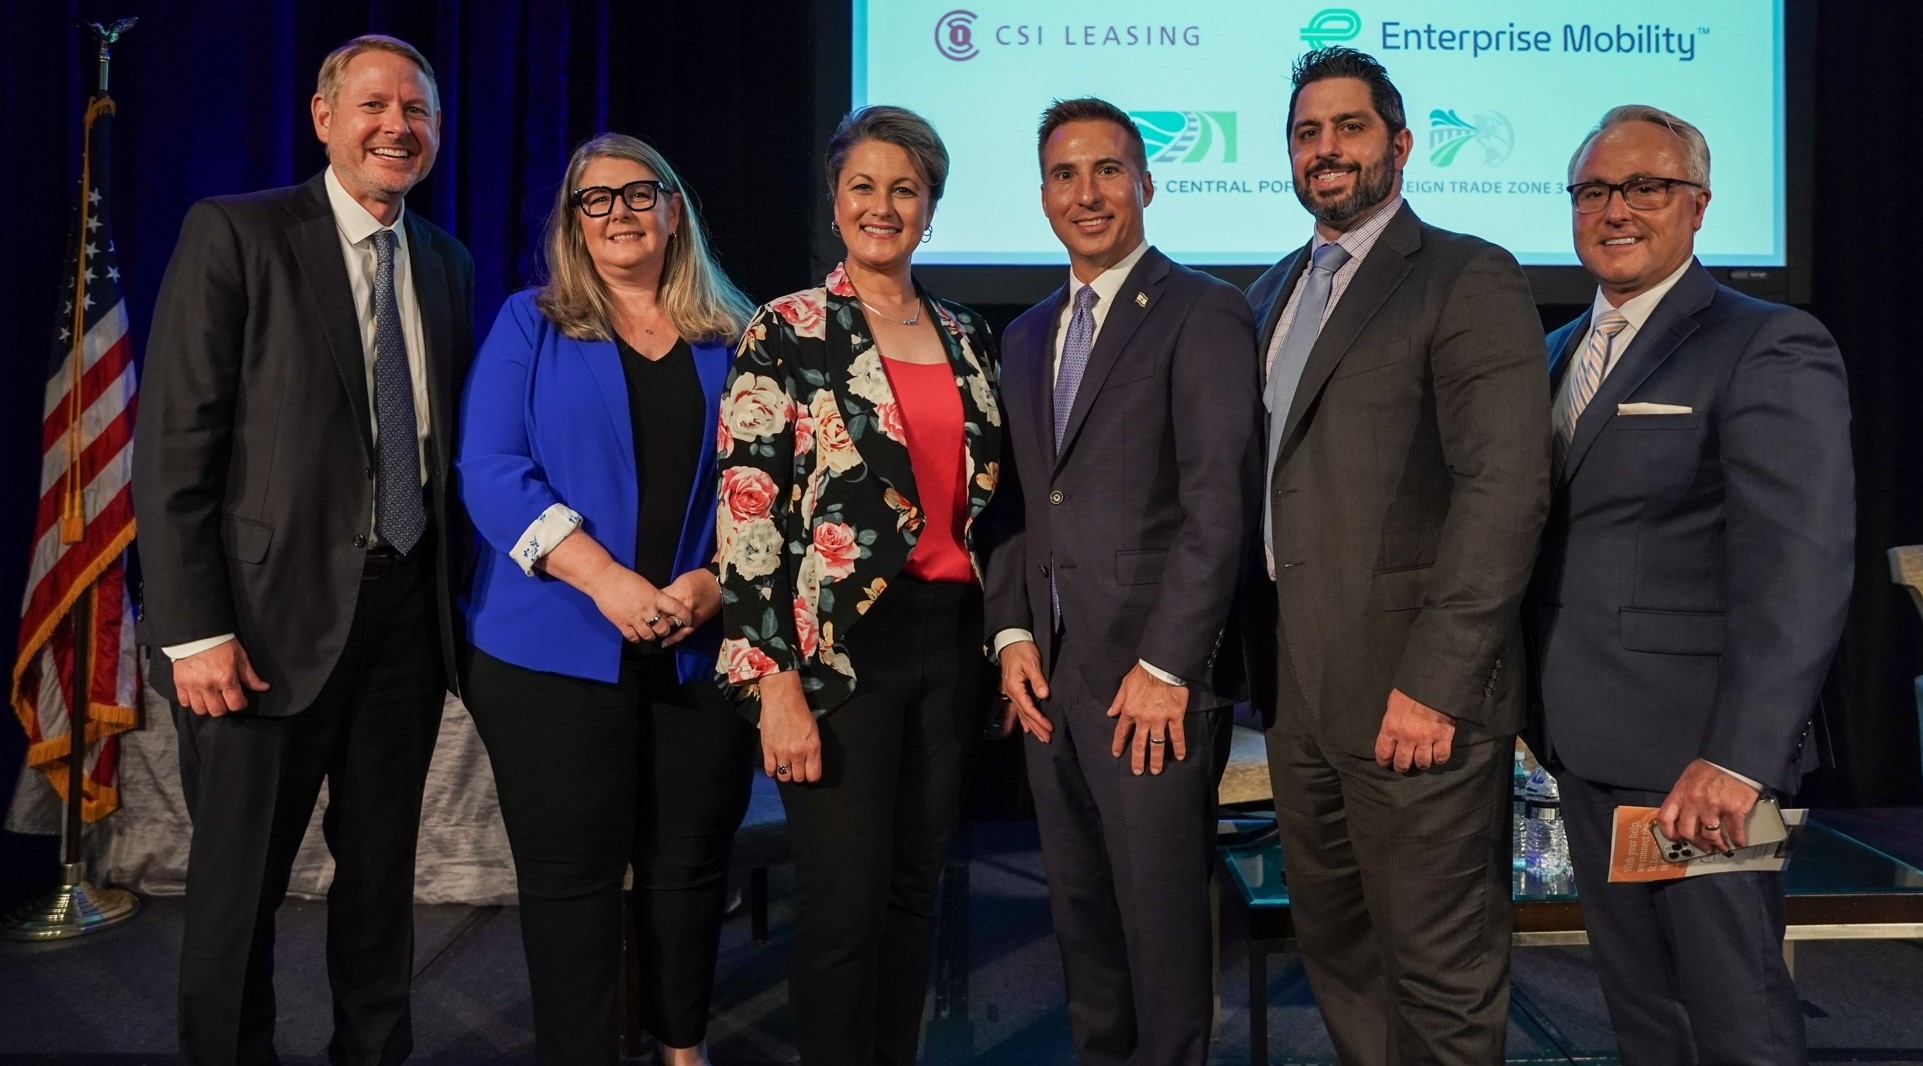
[2, 16, 142, 942]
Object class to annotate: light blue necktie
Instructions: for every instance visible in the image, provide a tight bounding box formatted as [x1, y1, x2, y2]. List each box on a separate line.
[1053, 284, 1100, 451]
[1263, 241, 1351, 559]
[371, 229, 425, 555]
[1049, 284, 1100, 626]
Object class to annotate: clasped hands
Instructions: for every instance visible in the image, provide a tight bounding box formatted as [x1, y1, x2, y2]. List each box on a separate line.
[585, 563, 719, 648]
[999, 644, 1189, 775]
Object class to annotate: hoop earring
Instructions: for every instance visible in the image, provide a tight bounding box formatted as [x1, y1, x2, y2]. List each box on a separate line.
[830, 220, 842, 236]
[921, 225, 934, 244]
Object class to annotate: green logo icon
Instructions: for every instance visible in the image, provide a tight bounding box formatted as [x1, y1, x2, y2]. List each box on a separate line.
[1301, 9, 1361, 47]
[1427, 109, 1515, 168]
[1130, 111, 1239, 164]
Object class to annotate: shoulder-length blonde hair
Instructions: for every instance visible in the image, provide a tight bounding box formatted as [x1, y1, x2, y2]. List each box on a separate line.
[535, 133, 754, 344]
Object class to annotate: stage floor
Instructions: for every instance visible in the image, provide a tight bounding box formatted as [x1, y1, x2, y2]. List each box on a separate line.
[4, 815, 1922, 1064]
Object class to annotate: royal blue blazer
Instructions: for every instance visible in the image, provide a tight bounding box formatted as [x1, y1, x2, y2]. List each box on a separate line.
[457, 289, 728, 685]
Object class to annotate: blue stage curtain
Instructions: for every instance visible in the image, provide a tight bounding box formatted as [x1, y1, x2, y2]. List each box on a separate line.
[0, 1, 820, 893]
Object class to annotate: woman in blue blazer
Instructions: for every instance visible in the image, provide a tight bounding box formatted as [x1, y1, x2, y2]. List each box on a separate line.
[457, 133, 755, 1066]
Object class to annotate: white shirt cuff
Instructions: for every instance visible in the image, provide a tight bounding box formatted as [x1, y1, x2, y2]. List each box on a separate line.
[163, 634, 236, 661]
[1138, 659, 1187, 686]
[513, 503, 583, 575]
[1705, 760, 1766, 793]
[991, 629, 1035, 659]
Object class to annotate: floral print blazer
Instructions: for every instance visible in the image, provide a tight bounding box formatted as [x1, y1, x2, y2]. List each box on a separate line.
[716, 264, 1002, 718]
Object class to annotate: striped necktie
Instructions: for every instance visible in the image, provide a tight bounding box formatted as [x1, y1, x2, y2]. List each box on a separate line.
[1553, 309, 1629, 467]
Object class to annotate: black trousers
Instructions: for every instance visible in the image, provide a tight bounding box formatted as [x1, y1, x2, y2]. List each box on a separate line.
[779, 577, 985, 1066]
[1263, 727, 1514, 1066]
[1024, 638, 1225, 1066]
[173, 555, 444, 1066]
[462, 645, 754, 1065]
[1555, 770, 1805, 1066]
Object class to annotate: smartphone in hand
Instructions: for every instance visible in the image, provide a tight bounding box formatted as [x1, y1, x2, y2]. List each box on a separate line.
[1649, 797, 1788, 863]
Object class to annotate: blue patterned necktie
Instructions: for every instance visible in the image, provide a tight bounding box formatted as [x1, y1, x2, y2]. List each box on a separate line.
[1263, 241, 1351, 561]
[1052, 284, 1100, 451]
[1049, 283, 1100, 626]
[371, 229, 425, 555]
[1553, 309, 1630, 472]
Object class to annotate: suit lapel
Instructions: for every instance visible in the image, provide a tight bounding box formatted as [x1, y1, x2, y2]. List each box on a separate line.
[1559, 261, 1714, 484]
[930, 300, 1001, 522]
[1055, 248, 1169, 471]
[405, 214, 456, 473]
[1256, 243, 1312, 353]
[826, 271, 922, 523]
[1547, 312, 1590, 397]
[287, 175, 375, 464]
[582, 335, 637, 480]
[1279, 205, 1420, 445]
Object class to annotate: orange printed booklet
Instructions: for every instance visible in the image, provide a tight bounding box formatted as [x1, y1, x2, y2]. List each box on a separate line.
[1606, 805, 1807, 883]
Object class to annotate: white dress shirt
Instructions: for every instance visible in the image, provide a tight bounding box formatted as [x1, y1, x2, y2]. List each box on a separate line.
[991, 241, 1185, 685]
[163, 168, 433, 662]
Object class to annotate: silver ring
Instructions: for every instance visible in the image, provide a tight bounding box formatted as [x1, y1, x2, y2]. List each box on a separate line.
[1702, 822, 1722, 832]
[1149, 735, 1166, 745]
[775, 764, 792, 776]
[646, 614, 663, 625]
[668, 616, 686, 629]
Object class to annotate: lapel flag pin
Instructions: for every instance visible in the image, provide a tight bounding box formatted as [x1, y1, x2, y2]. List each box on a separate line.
[1134, 292, 1148, 308]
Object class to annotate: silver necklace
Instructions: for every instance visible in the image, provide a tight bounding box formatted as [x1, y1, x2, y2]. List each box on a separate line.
[859, 297, 920, 326]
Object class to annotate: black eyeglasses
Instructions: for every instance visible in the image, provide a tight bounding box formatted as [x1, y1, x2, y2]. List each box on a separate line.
[573, 179, 670, 217]
[1566, 176, 1703, 213]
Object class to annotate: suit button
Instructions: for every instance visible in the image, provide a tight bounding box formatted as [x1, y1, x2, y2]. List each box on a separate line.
[1040, 564, 1051, 577]
[1048, 490, 1064, 505]
[364, 466, 374, 480]
[353, 534, 368, 548]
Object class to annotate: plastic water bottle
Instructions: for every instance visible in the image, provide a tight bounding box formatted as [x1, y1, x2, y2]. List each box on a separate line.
[1522, 767, 1571, 882]
[1511, 748, 1529, 870]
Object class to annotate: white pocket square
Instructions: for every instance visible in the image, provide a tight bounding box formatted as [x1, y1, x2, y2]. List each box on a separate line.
[1617, 402, 1693, 415]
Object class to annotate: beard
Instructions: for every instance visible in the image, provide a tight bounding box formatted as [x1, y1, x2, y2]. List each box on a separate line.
[1293, 152, 1397, 227]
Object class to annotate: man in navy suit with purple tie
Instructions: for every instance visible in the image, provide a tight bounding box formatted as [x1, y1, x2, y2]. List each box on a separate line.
[982, 97, 1259, 1066]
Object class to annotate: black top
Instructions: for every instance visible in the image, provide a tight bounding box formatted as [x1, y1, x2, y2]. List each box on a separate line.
[615, 335, 703, 591]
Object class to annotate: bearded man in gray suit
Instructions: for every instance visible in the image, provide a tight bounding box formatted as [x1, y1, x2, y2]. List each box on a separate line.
[1243, 48, 1550, 1066]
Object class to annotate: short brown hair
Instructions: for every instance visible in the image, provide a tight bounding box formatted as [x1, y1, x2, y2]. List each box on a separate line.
[824, 106, 950, 206]
[316, 35, 439, 111]
[1037, 97, 1147, 175]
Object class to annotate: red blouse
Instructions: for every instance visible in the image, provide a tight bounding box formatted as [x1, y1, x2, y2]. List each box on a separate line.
[881, 357, 973, 583]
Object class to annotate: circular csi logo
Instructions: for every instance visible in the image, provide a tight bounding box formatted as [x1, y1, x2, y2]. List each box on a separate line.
[935, 9, 979, 61]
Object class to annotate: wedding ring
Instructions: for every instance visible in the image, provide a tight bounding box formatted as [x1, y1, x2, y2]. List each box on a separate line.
[668, 616, 686, 629]
[646, 614, 663, 625]
[1702, 822, 1722, 832]
[775, 764, 792, 776]
[1149, 735, 1167, 745]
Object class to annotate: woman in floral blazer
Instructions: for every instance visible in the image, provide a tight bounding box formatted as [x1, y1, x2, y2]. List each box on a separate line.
[714, 106, 1002, 1064]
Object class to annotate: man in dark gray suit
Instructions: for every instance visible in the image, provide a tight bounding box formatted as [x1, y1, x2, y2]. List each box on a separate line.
[132, 35, 473, 1065]
[983, 97, 1259, 1066]
[1243, 48, 1549, 1065]
[1532, 105, 1853, 1066]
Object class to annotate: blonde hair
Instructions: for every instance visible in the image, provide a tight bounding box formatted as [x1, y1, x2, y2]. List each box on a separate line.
[535, 133, 754, 344]
[316, 35, 438, 111]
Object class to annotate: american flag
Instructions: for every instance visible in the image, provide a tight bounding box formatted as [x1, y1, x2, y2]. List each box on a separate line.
[9, 89, 141, 825]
